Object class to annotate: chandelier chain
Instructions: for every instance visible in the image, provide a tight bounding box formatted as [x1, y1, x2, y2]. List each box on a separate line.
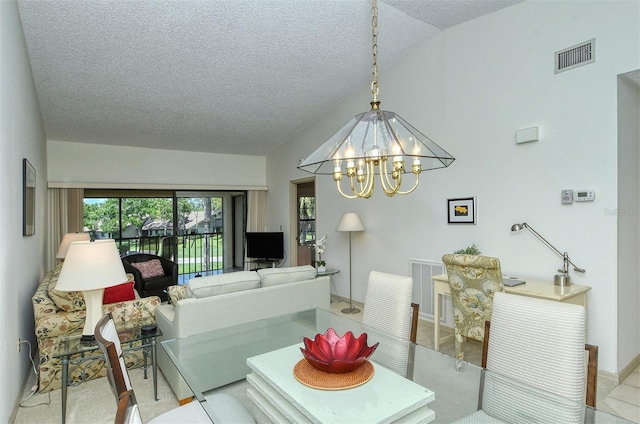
[371, 0, 379, 99]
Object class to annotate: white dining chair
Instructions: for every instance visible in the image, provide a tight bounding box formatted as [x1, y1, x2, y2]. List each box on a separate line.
[362, 271, 418, 377]
[453, 292, 596, 423]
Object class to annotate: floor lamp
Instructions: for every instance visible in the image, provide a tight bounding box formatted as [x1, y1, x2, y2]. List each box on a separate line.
[336, 212, 365, 314]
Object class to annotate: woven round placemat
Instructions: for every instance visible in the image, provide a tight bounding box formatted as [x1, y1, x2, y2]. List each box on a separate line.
[293, 359, 374, 390]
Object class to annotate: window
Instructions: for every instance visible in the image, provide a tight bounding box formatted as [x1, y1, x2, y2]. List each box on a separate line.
[298, 196, 316, 244]
[84, 189, 243, 279]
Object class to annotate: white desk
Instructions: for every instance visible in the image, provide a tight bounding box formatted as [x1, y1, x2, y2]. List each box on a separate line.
[431, 274, 591, 351]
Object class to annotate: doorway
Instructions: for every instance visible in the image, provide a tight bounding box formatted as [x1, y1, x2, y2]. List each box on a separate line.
[291, 179, 315, 266]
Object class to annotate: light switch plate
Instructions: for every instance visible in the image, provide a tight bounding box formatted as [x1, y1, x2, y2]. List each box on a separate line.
[562, 189, 573, 204]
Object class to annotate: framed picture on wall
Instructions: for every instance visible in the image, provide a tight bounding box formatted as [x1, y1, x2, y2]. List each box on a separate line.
[448, 197, 476, 224]
[23, 158, 36, 236]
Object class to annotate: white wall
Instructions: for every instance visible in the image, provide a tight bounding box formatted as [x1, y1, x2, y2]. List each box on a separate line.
[1, 1, 48, 421]
[266, 0, 640, 374]
[617, 74, 640, 373]
[48, 140, 267, 189]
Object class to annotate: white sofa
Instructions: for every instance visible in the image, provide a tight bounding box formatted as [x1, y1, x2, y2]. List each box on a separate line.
[155, 265, 330, 401]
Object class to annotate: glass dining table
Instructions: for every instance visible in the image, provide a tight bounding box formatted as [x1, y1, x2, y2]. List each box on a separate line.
[160, 308, 631, 423]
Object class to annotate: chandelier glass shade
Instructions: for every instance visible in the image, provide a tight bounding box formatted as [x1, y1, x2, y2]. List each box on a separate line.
[298, 0, 454, 199]
[298, 100, 455, 198]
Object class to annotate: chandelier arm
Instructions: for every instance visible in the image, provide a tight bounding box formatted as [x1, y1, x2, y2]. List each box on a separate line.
[336, 180, 358, 199]
[379, 158, 401, 196]
[381, 177, 399, 196]
[348, 162, 374, 198]
[379, 172, 396, 196]
[361, 160, 376, 198]
[396, 174, 420, 195]
[349, 172, 361, 196]
[378, 159, 391, 190]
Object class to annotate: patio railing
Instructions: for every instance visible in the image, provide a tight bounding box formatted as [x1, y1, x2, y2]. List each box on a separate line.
[117, 232, 223, 277]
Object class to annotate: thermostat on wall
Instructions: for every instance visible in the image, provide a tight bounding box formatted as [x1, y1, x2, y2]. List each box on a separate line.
[573, 189, 595, 202]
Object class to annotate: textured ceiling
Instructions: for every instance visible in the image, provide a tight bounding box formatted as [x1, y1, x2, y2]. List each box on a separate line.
[17, 0, 522, 156]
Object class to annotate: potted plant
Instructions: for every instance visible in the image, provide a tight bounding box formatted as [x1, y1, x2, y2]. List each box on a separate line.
[314, 233, 328, 272]
[454, 244, 481, 255]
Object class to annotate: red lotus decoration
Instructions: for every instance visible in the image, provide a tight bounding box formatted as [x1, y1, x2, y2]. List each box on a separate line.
[300, 328, 378, 373]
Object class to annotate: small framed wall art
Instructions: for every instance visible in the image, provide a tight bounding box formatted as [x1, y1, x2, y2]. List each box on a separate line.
[448, 197, 476, 224]
[23, 158, 36, 236]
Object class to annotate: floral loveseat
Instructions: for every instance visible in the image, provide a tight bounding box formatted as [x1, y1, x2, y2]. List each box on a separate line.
[32, 264, 161, 392]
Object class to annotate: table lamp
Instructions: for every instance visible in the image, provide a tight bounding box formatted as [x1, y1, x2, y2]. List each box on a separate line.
[56, 232, 91, 260]
[511, 222, 585, 286]
[336, 212, 365, 314]
[56, 239, 128, 342]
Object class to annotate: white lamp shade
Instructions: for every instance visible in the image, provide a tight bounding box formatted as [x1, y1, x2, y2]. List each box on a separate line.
[336, 212, 365, 232]
[56, 239, 128, 292]
[56, 232, 91, 259]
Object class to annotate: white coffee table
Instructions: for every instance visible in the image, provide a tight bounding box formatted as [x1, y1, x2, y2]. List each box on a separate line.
[246, 344, 435, 424]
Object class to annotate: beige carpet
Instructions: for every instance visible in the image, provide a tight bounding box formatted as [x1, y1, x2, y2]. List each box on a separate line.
[14, 368, 178, 424]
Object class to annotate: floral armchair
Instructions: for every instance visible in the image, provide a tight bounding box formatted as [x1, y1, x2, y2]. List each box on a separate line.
[32, 264, 161, 392]
[441, 254, 504, 370]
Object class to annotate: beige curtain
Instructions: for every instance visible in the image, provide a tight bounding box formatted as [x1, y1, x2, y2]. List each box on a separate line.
[46, 188, 84, 269]
[246, 190, 266, 232]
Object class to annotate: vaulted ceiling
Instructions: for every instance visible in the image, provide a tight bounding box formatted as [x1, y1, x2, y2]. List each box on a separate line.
[17, 0, 522, 156]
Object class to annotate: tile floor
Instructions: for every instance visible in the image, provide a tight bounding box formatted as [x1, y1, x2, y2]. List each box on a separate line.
[330, 298, 640, 423]
[602, 368, 640, 423]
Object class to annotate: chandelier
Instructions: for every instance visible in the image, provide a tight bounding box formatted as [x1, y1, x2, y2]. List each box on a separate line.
[298, 0, 455, 199]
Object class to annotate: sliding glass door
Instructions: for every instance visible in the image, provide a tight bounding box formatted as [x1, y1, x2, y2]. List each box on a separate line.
[84, 190, 245, 280]
[175, 193, 223, 276]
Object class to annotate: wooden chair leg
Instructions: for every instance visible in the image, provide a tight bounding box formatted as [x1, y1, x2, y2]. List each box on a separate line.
[585, 344, 598, 408]
[115, 390, 137, 424]
[410, 303, 420, 343]
[481, 320, 490, 369]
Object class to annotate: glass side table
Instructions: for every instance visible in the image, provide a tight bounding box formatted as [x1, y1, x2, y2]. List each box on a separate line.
[52, 324, 162, 424]
[317, 268, 340, 303]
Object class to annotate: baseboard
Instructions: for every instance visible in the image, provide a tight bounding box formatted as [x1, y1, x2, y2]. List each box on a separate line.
[598, 353, 640, 393]
[331, 296, 364, 308]
[618, 353, 640, 383]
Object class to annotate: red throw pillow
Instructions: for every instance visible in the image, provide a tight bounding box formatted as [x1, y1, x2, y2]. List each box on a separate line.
[104, 281, 135, 304]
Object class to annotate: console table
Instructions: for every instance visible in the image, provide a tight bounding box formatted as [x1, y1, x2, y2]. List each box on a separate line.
[53, 325, 161, 424]
[246, 259, 280, 270]
[316, 268, 340, 303]
[431, 274, 591, 350]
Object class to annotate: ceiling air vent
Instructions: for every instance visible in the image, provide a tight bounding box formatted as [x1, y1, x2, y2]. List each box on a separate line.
[555, 38, 595, 74]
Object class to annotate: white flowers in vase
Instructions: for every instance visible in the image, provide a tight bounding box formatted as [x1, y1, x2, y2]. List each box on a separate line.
[314, 233, 328, 269]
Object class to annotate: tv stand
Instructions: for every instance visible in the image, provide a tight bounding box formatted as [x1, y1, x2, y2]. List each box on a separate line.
[247, 259, 279, 271]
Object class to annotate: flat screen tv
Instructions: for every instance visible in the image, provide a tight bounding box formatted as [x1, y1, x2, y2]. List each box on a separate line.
[246, 232, 284, 260]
